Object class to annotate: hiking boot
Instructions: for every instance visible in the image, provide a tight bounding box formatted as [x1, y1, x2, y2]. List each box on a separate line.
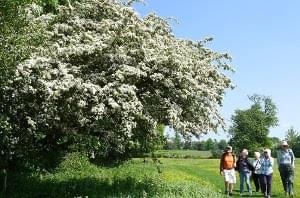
[229, 192, 233, 196]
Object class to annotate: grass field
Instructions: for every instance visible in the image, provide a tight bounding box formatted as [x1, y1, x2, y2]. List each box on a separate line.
[2, 154, 299, 197]
[158, 158, 300, 198]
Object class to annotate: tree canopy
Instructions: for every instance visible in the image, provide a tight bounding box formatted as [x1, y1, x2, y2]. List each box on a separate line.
[285, 127, 299, 148]
[229, 95, 278, 154]
[0, 0, 233, 170]
[285, 127, 300, 157]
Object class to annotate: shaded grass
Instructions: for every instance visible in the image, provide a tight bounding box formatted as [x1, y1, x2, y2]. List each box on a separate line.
[1, 153, 224, 198]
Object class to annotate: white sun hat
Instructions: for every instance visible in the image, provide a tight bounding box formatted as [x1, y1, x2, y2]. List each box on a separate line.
[225, 145, 233, 152]
[281, 141, 289, 146]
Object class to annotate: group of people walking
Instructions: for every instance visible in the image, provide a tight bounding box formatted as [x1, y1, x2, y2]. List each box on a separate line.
[220, 141, 296, 197]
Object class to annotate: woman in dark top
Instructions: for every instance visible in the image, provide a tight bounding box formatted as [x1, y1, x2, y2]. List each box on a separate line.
[236, 149, 254, 196]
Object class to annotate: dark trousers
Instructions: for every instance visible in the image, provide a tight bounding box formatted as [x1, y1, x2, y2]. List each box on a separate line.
[279, 164, 294, 194]
[260, 174, 272, 196]
[252, 173, 260, 192]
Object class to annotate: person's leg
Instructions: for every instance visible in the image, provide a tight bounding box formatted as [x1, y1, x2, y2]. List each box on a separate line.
[266, 174, 273, 196]
[246, 172, 252, 193]
[260, 175, 267, 196]
[229, 169, 235, 196]
[287, 167, 294, 195]
[256, 174, 261, 192]
[253, 173, 260, 192]
[229, 183, 234, 195]
[240, 172, 245, 194]
[279, 165, 288, 193]
[258, 174, 262, 193]
[225, 181, 229, 194]
[224, 170, 229, 194]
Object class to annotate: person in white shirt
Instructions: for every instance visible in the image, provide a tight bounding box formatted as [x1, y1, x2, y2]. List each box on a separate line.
[252, 151, 261, 192]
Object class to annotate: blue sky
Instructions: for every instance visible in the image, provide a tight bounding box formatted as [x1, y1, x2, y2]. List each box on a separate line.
[134, 0, 300, 140]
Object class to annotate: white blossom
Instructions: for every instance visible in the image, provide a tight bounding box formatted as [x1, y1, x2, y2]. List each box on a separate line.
[5, 0, 233, 157]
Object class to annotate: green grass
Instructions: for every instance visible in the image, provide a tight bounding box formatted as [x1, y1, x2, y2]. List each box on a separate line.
[2, 154, 299, 198]
[150, 150, 212, 159]
[159, 158, 300, 197]
[2, 153, 224, 198]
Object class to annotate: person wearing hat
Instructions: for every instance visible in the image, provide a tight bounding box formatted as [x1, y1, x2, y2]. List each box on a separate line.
[220, 145, 236, 196]
[260, 148, 274, 198]
[236, 149, 254, 196]
[277, 140, 295, 197]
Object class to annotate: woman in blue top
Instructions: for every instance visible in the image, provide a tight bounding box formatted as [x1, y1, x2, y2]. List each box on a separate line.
[277, 141, 295, 197]
[260, 148, 274, 198]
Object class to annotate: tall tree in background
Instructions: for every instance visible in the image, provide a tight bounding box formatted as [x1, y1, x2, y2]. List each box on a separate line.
[205, 138, 215, 151]
[183, 135, 192, 150]
[269, 136, 281, 150]
[173, 131, 182, 149]
[285, 127, 300, 157]
[285, 127, 299, 148]
[217, 139, 228, 151]
[229, 95, 278, 154]
[292, 136, 300, 157]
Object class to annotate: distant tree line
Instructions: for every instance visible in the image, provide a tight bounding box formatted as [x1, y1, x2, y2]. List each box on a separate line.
[163, 131, 228, 157]
[162, 129, 298, 158]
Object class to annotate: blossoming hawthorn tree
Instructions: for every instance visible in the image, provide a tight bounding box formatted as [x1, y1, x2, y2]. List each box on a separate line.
[1, 0, 233, 168]
[0, 1, 50, 188]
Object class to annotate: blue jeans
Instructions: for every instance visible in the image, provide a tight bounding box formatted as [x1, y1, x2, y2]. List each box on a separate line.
[240, 171, 252, 193]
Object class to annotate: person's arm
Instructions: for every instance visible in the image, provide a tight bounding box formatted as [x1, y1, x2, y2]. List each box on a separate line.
[252, 160, 258, 171]
[290, 149, 295, 168]
[236, 157, 240, 171]
[246, 159, 254, 171]
[270, 158, 274, 167]
[233, 155, 237, 168]
[220, 155, 224, 174]
[276, 150, 280, 167]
